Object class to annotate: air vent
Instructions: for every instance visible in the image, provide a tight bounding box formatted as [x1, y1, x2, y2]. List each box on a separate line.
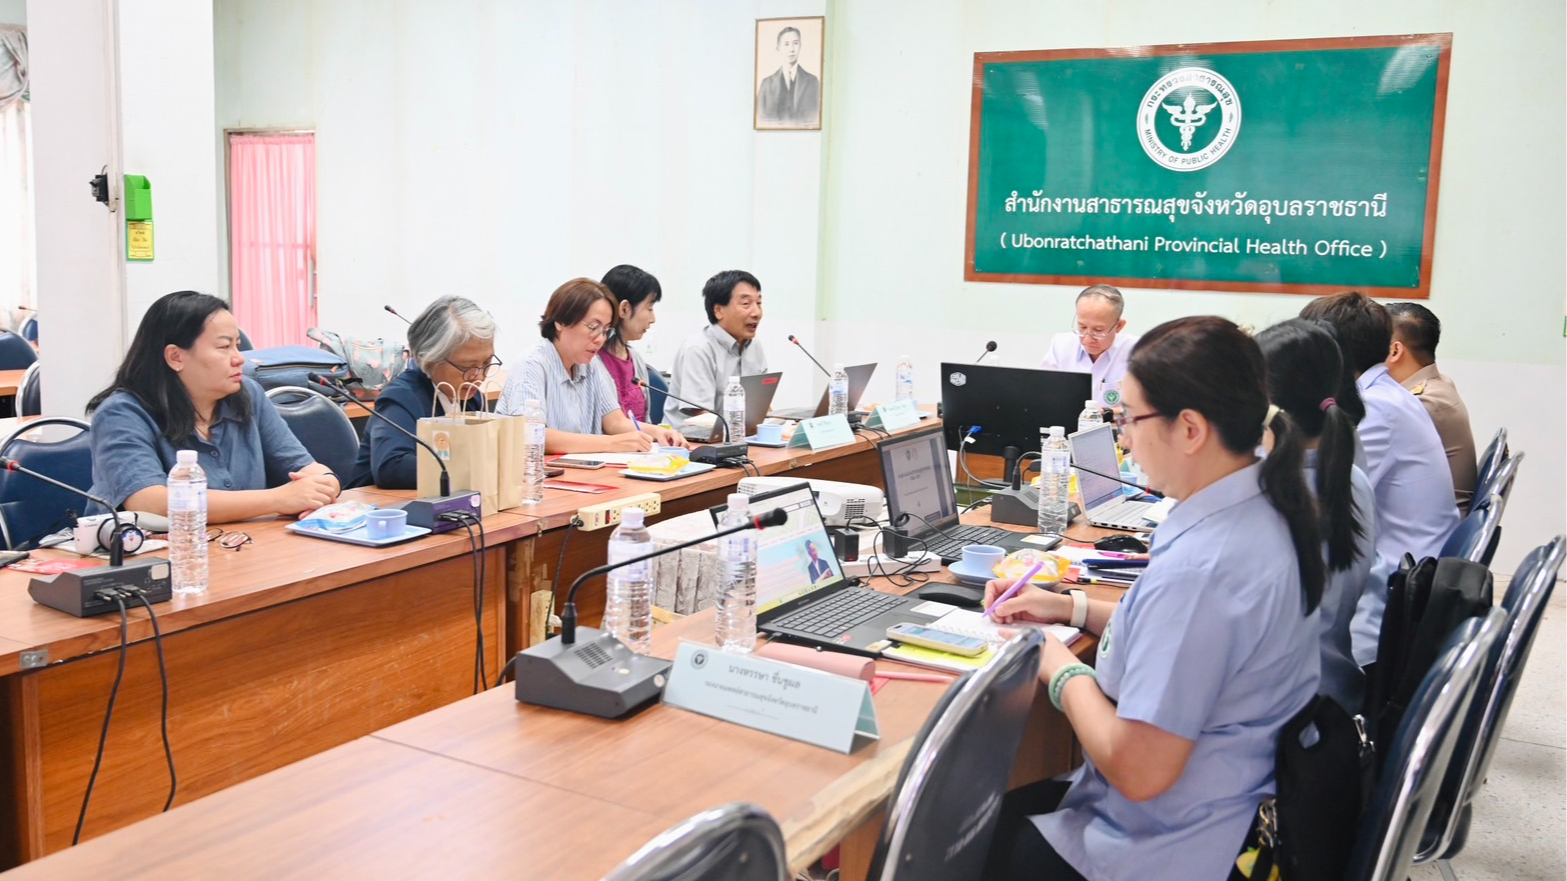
[845, 499, 866, 520]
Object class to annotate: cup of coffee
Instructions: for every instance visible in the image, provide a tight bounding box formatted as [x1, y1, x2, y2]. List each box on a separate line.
[753, 423, 784, 444]
[959, 544, 1005, 573]
[365, 508, 408, 540]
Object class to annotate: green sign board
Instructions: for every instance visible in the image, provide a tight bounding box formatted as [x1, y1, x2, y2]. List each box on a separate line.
[964, 35, 1452, 297]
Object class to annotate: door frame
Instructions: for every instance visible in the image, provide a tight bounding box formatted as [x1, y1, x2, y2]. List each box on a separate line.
[221, 128, 319, 331]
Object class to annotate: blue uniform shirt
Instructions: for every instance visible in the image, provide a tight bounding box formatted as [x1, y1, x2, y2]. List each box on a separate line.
[88, 377, 315, 511]
[1035, 462, 1321, 881]
[349, 365, 484, 489]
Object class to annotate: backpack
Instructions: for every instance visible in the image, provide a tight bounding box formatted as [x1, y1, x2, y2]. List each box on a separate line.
[306, 328, 407, 401]
[241, 344, 351, 392]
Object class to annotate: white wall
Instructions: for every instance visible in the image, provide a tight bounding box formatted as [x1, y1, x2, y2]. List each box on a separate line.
[0, 0, 24, 26]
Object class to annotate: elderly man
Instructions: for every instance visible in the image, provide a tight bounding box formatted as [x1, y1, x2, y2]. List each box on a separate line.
[667, 270, 768, 435]
[1385, 302, 1478, 514]
[1039, 284, 1137, 407]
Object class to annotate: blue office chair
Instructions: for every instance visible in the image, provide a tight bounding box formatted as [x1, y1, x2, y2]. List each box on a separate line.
[238, 328, 254, 352]
[1471, 429, 1507, 503]
[17, 362, 40, 418]
[17, 314, 37, 343]
[0, 417, 93, 550]
[0, 331, 37, 370]
[1480, 451, 1523, 511]
[266, 386, 361, 480]
[868, 630, 1043, 881]
[1439, 493, 1503, 566]
[602, 802, 788, 881]
[1344, 608, 1505, 881]
[647, 369, 669, 425]
[1415, 535, 1565, 880]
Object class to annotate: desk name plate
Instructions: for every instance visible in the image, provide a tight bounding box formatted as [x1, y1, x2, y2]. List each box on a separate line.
[787, 414, 856, 451]
[866, 400, 921, 432]
[662, 640, 880, 753]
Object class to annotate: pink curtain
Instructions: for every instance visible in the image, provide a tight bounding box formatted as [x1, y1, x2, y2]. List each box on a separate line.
[228, 134, 316, 347]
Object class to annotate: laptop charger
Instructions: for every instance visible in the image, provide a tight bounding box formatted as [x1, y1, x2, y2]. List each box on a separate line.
[840, 551, 942, 579]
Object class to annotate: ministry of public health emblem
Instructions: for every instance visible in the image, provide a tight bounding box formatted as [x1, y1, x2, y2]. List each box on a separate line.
[1137, 67, 1242, 172]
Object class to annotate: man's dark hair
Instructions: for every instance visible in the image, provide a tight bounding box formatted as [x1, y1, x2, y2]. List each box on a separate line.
[1387, 302, 1441, 365]
[776, 26, 801, 47]
[1298, 291, 1392, 375]
[701, 270, 761, 324]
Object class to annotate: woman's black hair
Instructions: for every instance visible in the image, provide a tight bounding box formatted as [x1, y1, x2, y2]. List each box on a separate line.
[600, 264, 662, 353]
[1256, 318, 1368, 574]
[87, 291, 248, 445]
[1128, 316, 1323, 614]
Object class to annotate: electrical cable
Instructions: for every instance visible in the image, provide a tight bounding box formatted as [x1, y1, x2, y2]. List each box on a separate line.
[957, 432, 1006, 489]
[74, 593, 130, 846]
[133, 591, 177, 812]
[441, 511, 488, 694]
[541, 518, 579, 644]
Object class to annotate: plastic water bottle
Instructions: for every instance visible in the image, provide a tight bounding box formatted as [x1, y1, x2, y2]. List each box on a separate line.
[1039, 426, 1071, 536]
[167, 449, 208, 594]
[521, 398, 546, 504]
[723, 375, 746, 443]
[829, 363, 850, 416]
[895, 354, 916, 406]
[603, 508, 653, 654]
[715, 493, 758, 652]
[1077, 399, 1104, 435]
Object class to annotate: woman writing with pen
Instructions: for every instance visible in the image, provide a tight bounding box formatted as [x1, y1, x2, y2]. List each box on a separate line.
[981, 317, 1323, 881]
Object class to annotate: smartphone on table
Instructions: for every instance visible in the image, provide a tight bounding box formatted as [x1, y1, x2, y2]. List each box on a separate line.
[554, 457, 606, 470]
[886, 622, 989, 657]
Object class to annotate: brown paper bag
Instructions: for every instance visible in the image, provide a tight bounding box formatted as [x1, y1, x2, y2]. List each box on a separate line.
[492, 413, 527, 511]
[417, 415, 502, 516]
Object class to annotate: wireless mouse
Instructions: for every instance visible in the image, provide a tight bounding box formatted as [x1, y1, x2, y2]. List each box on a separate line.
[913, 583, 985, 608]
[1095, 534, 1148, 554]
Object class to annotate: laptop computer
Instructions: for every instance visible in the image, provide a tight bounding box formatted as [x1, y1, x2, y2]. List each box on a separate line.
[878, 426, 1060, 562]
[752, 482, 941, 655]
[1069, 423, 1159, 533]
[771, 363, 877, 421]
[680, 372, 783, 443]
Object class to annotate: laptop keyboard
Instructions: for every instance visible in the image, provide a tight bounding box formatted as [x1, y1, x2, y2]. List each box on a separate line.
[919, 523, 1019, 560]
[1090, 499, 1156, 529]
[771, 589, 908, 638]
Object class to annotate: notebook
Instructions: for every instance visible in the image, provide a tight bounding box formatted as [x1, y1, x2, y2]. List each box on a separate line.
[880, 607, 1079, 672]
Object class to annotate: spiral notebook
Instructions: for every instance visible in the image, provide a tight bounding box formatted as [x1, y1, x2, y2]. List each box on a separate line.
[880, 607, 1080, 673]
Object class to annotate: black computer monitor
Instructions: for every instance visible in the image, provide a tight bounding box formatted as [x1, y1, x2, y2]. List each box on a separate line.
[938, 362, 1093, 462]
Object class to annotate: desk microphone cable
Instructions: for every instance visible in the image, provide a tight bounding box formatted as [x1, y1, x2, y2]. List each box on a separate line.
[74, 591, 131, 846]
[440, 511, 488, 694]
[132, 591, 177, 812]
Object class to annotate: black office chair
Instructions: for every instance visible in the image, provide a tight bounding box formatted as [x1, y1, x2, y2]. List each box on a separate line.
[0, 331, 37, 370]
[17, 362, 40, 418]
[867, 630, 1043, 881]
[1471, 428, 1507, 502]
[1414, 535, 1565, 879]
[601, 802, 788, 881]
[0, 417, 93, 550]
[1438, 493, 1503, 566]
[1344, 608, 1505, 881]
[265, 386, 361, 479]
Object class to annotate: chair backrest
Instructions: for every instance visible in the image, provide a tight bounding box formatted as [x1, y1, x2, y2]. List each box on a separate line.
[1471, 428, 1507, 501]
[1484, 450, 1523, 510]
[868, 630, 1043, 881]
[17, 314, 37, 343]
[0, 417, 93, 550]
[1345, 608, 1505, 881]
[265, 385, 361, 479]
[0, 331, 37, 370]
[238, 327, 254, 351]
[1416, 535, 1566, 864]
[601, 802, 787, 881]
[647, 369, 669, 424]
[17, 362, 40, 418]
[1438, 493, 1503, 565]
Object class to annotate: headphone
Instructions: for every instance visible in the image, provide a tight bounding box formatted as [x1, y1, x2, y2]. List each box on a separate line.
[74, 514, 147, 556]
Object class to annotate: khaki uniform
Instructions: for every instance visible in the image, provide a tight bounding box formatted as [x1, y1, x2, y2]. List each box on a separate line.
[1402, 363, 1478, 514]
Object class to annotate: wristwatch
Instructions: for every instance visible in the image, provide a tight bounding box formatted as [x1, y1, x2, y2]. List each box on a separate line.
[1066, 589, 1088, 629]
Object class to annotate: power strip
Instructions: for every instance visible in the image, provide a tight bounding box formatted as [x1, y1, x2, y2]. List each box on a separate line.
[841, 550, 943, 579]
[576, 493, 662, 531]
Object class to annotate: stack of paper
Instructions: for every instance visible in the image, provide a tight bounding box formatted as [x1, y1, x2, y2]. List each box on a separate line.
[881, 608, 1080, 673]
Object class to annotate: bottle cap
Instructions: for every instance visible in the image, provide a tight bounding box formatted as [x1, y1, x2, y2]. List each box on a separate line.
[620, 508, 645, 527]
[176, 449, 198, 464]
[833, 363, 844, 371]
[899, 354, 910, 360]
[728, 376, 740, 384]
[1049, 426, 1065, 437]
[1085, 400, 1096, 409]
[726, 492, 749, 513]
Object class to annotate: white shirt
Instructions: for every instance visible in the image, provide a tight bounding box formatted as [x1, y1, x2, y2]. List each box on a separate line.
[666, 324, 768, 432]
[1039, 332, 1137, 407]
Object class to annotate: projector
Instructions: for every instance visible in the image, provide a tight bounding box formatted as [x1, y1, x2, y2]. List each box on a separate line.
[736, 476, 884, 527]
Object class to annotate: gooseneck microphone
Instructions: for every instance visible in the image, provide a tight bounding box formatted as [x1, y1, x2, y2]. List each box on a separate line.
[514, 507, 789, 718]
[975, 340, 998, 363]
[384, 305, 412, 324]
[635, 379, 748, 465]
[787, 334, 832, 379]
[309, 372, 449, 496]
[0, 457, 130, 566]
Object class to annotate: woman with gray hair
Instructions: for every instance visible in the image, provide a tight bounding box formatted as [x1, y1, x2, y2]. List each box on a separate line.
[347, 296, 499, 488]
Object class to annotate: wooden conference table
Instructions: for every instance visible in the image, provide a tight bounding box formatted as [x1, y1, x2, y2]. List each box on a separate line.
[0, 370, 24, 398]
[0, 413, 939, 869]
[0, 516, 1125, 881]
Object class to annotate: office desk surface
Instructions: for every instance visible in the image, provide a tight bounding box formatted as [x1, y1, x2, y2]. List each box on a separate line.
[0, 370, 24, 397]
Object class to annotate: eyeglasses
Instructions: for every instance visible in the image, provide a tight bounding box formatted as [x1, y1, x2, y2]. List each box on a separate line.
[442, 355, 504, 383]
[578, 321, 609, 341]
[1111, 409, 1167, 430]
[203, 527, 253, 551]
[1073, 324, 1118, 341]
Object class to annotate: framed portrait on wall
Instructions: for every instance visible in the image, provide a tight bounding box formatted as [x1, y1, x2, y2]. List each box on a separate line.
[754, 17, 825, 131]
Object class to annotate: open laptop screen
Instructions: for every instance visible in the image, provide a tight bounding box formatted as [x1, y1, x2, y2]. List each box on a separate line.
[747, 483, 846, 615]
[878, 427, 959, 532]
[1069, 423, 1123, 510]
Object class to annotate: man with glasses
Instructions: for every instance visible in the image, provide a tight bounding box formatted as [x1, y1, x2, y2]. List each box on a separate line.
[1039, 285, 1137, 408]
[667, 270, 768, 435]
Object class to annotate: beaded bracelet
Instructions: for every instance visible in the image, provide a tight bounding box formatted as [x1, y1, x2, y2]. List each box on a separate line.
[1049, 662, 1098, 711]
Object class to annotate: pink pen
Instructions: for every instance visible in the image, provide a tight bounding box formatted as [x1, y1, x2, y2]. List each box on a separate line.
[982, 560, 1045, 620]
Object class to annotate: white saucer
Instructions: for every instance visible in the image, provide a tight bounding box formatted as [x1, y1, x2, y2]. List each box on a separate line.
[946, 558, 997, 585]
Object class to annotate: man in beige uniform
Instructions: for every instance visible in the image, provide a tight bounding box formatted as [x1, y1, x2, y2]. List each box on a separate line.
[1385, 302, 1478, 513]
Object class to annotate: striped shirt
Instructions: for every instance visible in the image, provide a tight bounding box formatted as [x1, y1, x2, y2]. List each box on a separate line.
[497, 338, 621, 435]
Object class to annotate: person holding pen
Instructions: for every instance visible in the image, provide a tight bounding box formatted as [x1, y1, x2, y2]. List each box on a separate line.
[981, 317, 1324, 881]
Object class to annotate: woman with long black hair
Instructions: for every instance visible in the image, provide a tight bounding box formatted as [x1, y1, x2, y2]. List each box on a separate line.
[983, 317, 1323, 881]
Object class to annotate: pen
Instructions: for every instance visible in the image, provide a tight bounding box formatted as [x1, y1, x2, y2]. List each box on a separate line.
[876, 670, 956, 683]
[627, 408, 640, 433]
[1082, 558, 1149, 568]
[982, 560, 1044, 620]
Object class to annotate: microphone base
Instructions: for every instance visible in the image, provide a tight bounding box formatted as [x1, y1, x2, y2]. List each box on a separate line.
[514, 628, 673, 719]
[689, 442, 749, 465]
[29, 558, 173, 617]
[990, 485, 1081, 529]
[404, 491, 484, 533]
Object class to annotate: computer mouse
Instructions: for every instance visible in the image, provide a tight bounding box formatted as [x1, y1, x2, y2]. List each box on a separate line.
[913, 583, 985, 608]
[1095, 534, 1148, 554]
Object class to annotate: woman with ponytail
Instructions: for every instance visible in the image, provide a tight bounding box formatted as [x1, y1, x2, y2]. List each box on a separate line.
[1258, 318, 1383, 710]
[983, 317, 1322, 881]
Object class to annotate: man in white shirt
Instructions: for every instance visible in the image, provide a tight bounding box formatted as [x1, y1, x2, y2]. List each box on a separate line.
[1039, 284, 1137, 407]
[667, 270, 768, 435]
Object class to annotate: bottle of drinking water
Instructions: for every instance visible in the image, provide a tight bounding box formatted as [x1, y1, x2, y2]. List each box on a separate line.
[829, 363, 850, 416]
[895, 354, 916, 406]
[1077, 399, 1104, 435]
[1039, 426, 1071, 536]
[715, 492, 758, 652]
[167, 450, 208, 594]
[603, 508, 654, 654]
[723, 375, 746, 443]
[521, 398, 546, 503]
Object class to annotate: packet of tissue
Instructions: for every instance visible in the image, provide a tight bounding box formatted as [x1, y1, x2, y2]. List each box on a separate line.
[625, 450, 690, 475]
[297, 500, 376, 533]
[994, 549, 1068, 586]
